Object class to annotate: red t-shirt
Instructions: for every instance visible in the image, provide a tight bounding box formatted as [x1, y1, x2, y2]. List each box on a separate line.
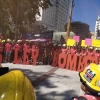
[32, 45, 39, 51]
[70, 48, 76, 55]
[24, 44, 30, 49]
[61, 48, 67, 53]
[80, 50, 87, 55]
[94, 52, 100, 58]
[5, 43, 12, 52]
[14, 44, 22, 51]
[35, 46, 39, 51]
[87, 51, 94, 56]
[32, 45, 35, 50]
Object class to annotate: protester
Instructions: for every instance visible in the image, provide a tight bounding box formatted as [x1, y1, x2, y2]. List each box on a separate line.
[23, 39, 31, 49]
[0, 38, 100, 65]
[0, 39, 3, 53]
[87, 46, 95, 56]
[61, 44, 67, 54]
[71, 63, 100, 100]
[76, 46, 82, 55]
[94, 48, 100, 59]
[1, 40, 6, 62]
[42, 43, 47, 65]
[23, 39, 31, 62]
[80, 47, 87, 56]
[14, 40, 23, 60]
[5, 39, 12, 62]
[69, 45, 77, 55]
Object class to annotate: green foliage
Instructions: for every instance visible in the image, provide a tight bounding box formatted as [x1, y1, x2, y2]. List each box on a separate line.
[0, 0, 51, 37]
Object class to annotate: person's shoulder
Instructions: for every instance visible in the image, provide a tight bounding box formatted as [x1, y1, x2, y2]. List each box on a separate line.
[71, 96, 88, 100]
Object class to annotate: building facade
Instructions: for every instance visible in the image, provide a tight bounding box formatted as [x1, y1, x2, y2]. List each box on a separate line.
[90, 32, 95, 39]
[71, 21, 90, 40]
[95, 15, 100, 39]
[36, 0, 70, 32]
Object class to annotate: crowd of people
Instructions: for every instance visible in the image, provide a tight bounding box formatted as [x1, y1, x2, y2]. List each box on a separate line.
[1, 38, 100, 100]
[0, 38, 100, 64]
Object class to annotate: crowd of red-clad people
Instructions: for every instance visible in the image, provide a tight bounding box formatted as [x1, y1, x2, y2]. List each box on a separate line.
[0, 38, 100, 65]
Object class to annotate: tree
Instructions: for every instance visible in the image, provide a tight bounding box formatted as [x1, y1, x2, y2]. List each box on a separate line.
[0, 0, 51, 39]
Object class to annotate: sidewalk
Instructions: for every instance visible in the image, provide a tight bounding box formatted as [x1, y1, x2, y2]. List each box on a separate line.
[2, 63, 84, 100]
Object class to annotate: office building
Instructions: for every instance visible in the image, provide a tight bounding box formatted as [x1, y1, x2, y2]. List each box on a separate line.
[71, 21, 90, 40]
[95, 15, 100, 39]
[90, 32, 95, 39]
[36, 0, 70, 32]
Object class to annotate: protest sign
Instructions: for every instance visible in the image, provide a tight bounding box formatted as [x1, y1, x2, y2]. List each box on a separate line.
[67, 39, 76, 46]
[73, 36, 80, 42]
[85, 38, 92, 46]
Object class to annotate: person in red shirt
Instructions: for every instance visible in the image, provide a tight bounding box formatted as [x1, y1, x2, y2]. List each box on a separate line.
[32, 42, 39, 56]
[0, 39, 3, 53]
[23, 39, 31, 50]
[69, 45, 77, 55]
[1, 40, 6, 62]
[87, 46, 94, 56]
[57, 44, 62, 54]
[80, 47, 87, 56]
[14, 40, 23, 59]
[94, 48, 100, 59]
[61, 44, 67, 54]
[14, 40, 22, 51]
[5, 39, 12, 62]
[23, 39, 31, 63]
[32, 43, 35, 52]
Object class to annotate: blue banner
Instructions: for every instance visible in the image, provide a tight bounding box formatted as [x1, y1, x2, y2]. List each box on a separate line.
[21, 31, 53, 40]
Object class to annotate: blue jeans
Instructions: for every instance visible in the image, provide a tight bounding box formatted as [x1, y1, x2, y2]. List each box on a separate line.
[6, 52, 11, 56]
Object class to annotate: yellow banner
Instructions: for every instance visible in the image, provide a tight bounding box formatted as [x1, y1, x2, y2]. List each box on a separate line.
[92, 39, 100, 47]
[67, 39, 76, 46]
[81, 40, 87, 47]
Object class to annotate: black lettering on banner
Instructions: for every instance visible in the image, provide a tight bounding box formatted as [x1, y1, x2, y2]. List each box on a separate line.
[84, 69, 95, 83]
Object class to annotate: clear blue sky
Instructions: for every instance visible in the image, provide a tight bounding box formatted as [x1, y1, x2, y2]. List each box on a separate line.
[72, 0, 100, 32]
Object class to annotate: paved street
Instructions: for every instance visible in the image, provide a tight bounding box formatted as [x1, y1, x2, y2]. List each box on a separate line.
[2, 63, 84, 100]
